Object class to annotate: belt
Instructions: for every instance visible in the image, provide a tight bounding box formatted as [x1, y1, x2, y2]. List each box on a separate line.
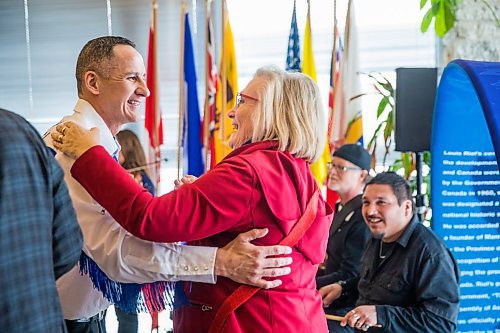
[69, 310, 106, 323]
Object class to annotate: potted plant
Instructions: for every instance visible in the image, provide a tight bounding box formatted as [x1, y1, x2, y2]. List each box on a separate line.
[364, 72, 432, 223]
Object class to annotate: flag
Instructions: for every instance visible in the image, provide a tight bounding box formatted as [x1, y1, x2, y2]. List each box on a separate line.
[145, 13, 163, 185]
[204, 11, 218, 170]
[326, 26, 343, 208]
[302, 1, 330, 188]
[330, 0, 363, 146]
[286, 0, 301, 72]
[182, 13, 204, 177]
[327, 26, 342, 145]
[301, 3, 316, 82]
[214, 2, 238, 164]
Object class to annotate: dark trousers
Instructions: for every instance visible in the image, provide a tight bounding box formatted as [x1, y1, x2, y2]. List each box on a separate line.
[114, 307, 138, 333]
[65, 311, 107, 333]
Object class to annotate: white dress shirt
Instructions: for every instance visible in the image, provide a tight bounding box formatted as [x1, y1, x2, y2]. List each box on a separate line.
[44, 99, 217, 320]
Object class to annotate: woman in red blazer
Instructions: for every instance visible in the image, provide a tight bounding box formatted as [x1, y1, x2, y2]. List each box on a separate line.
[54, 67, 333, 333]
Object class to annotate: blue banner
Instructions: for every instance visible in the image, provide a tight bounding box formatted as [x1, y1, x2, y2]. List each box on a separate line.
[432, 60, 500, 332]
[183, 13, 204, 177]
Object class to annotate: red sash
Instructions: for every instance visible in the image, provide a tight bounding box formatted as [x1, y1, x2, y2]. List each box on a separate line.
[207, 190, 320, 333]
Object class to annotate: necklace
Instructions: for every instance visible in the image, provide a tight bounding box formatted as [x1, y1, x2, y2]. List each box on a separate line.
[379, 241, 386, 259]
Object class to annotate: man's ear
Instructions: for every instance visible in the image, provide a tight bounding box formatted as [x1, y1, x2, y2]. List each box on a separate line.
[83, 71, 100, 96]
[360, 170, 369, 182]
[404, 199, 413, 218]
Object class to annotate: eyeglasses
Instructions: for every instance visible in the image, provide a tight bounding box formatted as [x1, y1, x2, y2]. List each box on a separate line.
[327, 162, 361, 173]
[236, 92, 259, 108]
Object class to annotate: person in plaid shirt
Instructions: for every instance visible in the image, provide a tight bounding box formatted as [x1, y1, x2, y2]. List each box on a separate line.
[0, 107, 83, 333]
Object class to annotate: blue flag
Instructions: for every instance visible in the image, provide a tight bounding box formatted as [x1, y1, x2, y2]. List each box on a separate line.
[183, 13, 204, 177]
[286, 0, 301, 72]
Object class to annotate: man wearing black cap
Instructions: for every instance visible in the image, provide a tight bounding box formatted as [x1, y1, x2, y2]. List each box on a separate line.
[317, 144, 372, 332]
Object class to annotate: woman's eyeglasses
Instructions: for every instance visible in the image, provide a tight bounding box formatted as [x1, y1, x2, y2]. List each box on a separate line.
[327, 162, 361, 173]
[236, 92, 259, 108]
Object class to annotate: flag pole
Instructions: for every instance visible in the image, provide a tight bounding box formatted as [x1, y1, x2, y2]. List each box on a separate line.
[332, 0, 337, 97]
[177, 0, 186, 180]
[220, 0, 227, 158]
[152, 0, 161, 188]
[328, 0, 338, 145]
[203, 0, 211, 172]
[338, 0, 352, 143]
[345, 0, 352, 59]
[152, 0, 158, 150]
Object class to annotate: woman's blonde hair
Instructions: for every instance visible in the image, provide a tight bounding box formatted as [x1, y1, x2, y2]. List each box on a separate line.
[251, 66, 326, 163]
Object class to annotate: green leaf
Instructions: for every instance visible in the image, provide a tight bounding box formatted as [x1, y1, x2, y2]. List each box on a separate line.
[435, 1, 448, 37]
[383, 111, 393, 142]
[402, 153, 413, 178]
[380, 82, 394, 94]
[423, 151, 431, 164]
[420, 0, 428, 9]
[431, 0, 441, 14]
[386, 109, 393, 129]
[350, 93, 366, 101]
[377, 96, 389, 119]
[421, 0, 458, 37]
[390, 159, 403, 172]
[370, 140, 378, 167]
[378, 75, 394, 93]
[367, 72, 393, 94]
[443, 1, 456, 31]
[373, 84, 386, 97]
[421, 8, 434, 32]
[367, 122, 384, 150]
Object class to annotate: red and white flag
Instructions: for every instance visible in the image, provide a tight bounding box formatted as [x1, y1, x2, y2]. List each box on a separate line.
[204, 12, 217, 170]
[145, 17, 163, 186]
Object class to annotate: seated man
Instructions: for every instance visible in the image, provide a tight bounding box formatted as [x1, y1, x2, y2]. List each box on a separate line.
[320, 172, 459, 332]
[317, 144, 371, 332]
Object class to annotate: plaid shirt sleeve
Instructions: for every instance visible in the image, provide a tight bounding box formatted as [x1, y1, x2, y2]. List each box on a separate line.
[49, 148, 83, 279]
[0, 109, 82, 332]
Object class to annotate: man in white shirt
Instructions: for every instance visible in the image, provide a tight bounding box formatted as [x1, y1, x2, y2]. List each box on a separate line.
[45, 36, 292, 333]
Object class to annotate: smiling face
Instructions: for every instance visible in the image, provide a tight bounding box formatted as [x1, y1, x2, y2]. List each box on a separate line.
[227, 76, 266, 149]
[362, 184, 413, 242]
[327, 156, 365, 200]
[92, 44, 150, 133]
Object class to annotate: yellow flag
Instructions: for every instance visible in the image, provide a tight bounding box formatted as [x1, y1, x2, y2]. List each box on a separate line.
[302, 10, 316, 82]
[214, 10, 238, 164]
[302, 3, 330, 188]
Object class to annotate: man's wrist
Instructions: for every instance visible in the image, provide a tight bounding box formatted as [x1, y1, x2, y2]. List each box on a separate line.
[214, 247, 225, 276]
[335, 280, 348, 297]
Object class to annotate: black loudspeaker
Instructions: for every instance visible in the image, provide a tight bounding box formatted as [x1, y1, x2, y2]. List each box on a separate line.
[395, 68, 437, 152]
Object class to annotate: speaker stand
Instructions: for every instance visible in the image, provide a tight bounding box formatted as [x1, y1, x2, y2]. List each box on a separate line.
[415, 151, 426, 222]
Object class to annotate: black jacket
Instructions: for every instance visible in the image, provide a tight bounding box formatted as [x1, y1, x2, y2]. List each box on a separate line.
[344, 216, 460, 332]
[316, 194, 370, 308]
